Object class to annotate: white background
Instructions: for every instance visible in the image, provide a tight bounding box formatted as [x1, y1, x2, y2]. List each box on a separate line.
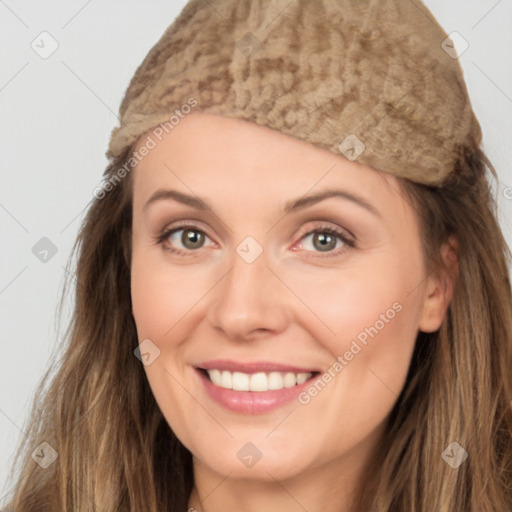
[1, 0, 511, 500]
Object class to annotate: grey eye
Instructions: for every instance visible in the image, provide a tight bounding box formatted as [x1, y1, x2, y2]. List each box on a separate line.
[169, 228, 206, 249]
[302, 231, 343, 252]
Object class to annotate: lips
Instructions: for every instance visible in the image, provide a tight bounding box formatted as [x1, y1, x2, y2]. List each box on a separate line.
[201, 368, 315, 392]
[193, 359, 321, 414]
[195, 369, 319, 414]
[196, 359, 320, 374]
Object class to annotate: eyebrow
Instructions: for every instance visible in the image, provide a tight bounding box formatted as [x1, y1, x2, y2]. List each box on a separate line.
[143, 189, 212, 213]
[283, 189, 381, 218]
[142, 188, 381, 218]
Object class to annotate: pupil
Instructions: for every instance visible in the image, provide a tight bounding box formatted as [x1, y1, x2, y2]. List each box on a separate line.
[314, 232, 335, 252]
[183, 229, 203, 249]
[179, 230, 336, 251]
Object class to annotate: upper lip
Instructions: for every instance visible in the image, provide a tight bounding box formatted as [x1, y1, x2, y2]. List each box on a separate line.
[196, 359, 319, 374]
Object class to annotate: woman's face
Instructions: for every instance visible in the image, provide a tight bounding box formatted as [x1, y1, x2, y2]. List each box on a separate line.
[130, 112, 449, 484]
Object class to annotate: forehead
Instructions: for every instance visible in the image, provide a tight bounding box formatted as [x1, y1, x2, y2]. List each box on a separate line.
[131, 112, 403, 215]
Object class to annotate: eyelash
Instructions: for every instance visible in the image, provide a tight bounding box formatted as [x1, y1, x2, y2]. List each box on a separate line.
[153, 221, 356, 258]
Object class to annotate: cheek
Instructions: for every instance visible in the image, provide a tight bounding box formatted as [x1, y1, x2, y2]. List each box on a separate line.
[130, 250, 209, 448]
[283, 251, 422, 348]
[283, 265, 422, 456]
[284, 249, 424, 402]
[130, 247, 211, 341]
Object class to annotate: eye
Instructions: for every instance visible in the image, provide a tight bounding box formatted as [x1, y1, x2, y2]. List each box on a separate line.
[155, 223, 214, 256]
[294, 222, 355, 257]
[155, 221, 355, 258]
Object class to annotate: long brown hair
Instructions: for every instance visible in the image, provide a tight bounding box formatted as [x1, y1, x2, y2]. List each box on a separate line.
[3, 135, 512, 510]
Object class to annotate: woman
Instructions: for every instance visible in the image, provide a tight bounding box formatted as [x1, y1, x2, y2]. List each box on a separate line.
[4, 1, 512, 511]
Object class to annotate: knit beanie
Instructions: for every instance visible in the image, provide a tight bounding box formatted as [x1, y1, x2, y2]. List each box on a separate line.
[107, 0, 482, 186]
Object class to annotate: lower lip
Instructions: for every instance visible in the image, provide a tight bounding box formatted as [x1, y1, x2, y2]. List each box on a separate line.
[195, 368, 318, 414]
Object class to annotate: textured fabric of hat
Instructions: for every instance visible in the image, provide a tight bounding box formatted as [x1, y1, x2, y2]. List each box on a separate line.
[107, 0, 482, 186]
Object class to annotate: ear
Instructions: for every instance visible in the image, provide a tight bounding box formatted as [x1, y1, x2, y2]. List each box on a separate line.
[418, 236, 459, 333]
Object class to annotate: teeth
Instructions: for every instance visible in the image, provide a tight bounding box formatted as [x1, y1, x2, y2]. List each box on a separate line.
[206, 369, 313, 392]
[268, 372, 283, 390]
[232, 371, 250, 391]
[250, 372, 268, 391]
[296, 372, 309, 385]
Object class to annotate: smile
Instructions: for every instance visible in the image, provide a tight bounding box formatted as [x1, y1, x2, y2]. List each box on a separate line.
[194, 361, 321, 414]
[203, 369, 313, 391]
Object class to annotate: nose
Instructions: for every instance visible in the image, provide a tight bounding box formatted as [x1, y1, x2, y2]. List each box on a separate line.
[206, 246, 290, 341]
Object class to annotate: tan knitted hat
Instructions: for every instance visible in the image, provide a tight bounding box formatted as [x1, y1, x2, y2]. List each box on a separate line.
[107, 0, 482, 186]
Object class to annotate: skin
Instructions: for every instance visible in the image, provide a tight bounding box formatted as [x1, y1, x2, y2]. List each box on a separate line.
[130, 112, 456, 512]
